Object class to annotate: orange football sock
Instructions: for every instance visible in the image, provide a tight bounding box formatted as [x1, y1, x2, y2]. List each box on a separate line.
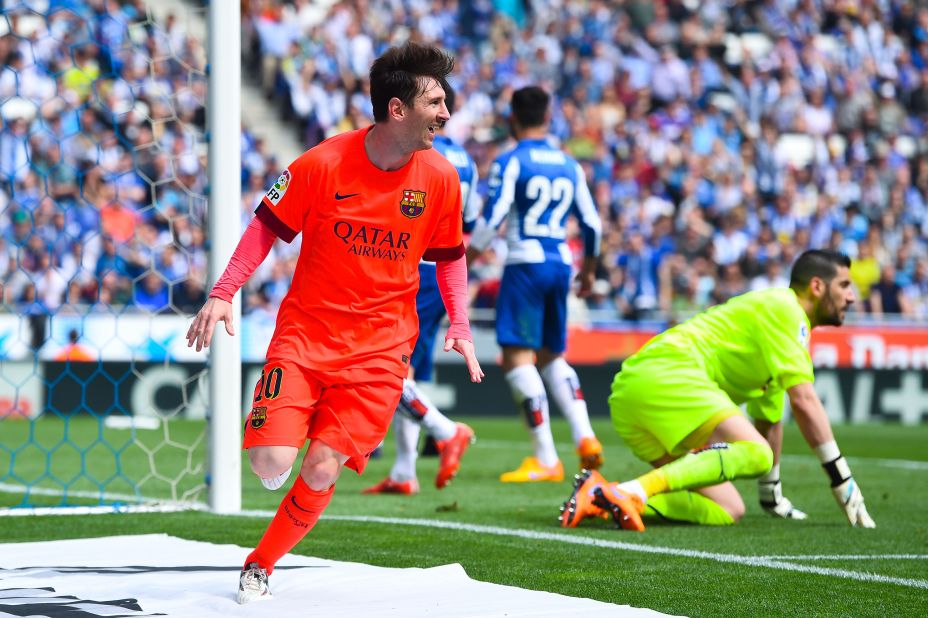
[245, 475, 334, 574]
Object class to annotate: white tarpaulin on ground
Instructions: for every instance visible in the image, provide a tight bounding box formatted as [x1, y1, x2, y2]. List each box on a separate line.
[0, 534, 667, 617]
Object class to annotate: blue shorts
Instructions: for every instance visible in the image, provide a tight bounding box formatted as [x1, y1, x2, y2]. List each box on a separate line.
[496, 262, 571, 353]
[410, 263, 446, 381]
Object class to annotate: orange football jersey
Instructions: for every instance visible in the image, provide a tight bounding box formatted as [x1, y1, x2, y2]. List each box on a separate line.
[255, 127, 464, 377]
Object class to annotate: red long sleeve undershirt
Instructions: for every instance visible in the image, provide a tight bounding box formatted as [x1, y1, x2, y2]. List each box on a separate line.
[437, 253, 472, 342]
[208, 217, 277, 302]
[209, 217, 472, 343]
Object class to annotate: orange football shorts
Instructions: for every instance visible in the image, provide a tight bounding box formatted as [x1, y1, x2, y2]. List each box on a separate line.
[243, 359, 403, 474]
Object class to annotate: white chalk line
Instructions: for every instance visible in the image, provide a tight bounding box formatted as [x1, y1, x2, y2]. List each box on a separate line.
[476, 439, 928, 471]
[1, 482, 925, 590]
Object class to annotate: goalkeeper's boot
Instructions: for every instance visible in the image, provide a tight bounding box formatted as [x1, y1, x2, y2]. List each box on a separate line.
[435, 423, 475, 489]
[237, 562, 271, 604]
[500, 457, 564, 483]
[592, 485, 646, 532]
[577, 436, 604, 470]
[559, 468, 611, 528]
[361, 477, 420, 495]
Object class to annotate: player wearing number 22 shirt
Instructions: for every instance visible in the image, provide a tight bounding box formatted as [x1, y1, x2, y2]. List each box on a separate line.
[467, 85, 604, 483]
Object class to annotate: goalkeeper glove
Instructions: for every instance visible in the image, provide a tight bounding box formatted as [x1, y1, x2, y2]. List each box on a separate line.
[817, 441, 876, 528]
[830, 476, 876, 528]
[758, 464, 807, 520]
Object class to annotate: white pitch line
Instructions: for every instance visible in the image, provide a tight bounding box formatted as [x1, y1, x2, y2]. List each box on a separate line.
[758, 554, 928, 561]
[0, 482, 145, 504]
[475, 440, 928, 471]
[226, 510, 928, 591]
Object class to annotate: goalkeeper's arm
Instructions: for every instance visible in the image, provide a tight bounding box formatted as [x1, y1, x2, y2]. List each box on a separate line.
[754, 418, 807, 520]
[787, 382, 876, 528]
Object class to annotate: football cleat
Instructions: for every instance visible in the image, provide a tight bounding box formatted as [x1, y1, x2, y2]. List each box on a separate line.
[237, 562, 271, 604]
[592, 485, 646, 532]
[559, 468, 611, 528]
[361, 477, 420, 495]
[435, 423, 475, 489]
[500, 457, 564, 483]
[577, 436, 604, 470]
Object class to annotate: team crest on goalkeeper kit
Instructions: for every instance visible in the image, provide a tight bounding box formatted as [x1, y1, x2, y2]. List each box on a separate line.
[250, 406, 267, 429]
[400, 189, 426, 218]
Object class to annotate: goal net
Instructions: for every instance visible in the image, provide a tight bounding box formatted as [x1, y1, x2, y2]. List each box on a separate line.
[0, 1, 240, 514]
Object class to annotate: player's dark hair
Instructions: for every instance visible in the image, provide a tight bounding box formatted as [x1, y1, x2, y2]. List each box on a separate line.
[369, 42, 454, 122]
[789, 249, 851, 290]
[511, 86, 550, 129]
[444, 82, 457, 115]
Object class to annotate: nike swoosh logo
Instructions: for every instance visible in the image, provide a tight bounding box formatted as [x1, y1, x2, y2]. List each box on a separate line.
[290, 496, 313, 513]
[335, 192, 360, 200]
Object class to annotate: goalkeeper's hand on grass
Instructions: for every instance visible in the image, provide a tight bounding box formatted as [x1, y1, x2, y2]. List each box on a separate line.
[758, 477, 807, 520]
[831, 477, 876, 528]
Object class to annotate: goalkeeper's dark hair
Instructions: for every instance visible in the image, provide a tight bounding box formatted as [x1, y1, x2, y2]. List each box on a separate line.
[369, 42, 454, 122]
[511, 86, 550, 129]
[789, 249, 851, 290]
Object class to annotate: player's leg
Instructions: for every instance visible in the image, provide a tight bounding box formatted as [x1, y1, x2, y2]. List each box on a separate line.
[537, 349, 601, 471]
[239, 369, 401, 602]
[536, 261, 603, 469]
[497, 264, 562, 482]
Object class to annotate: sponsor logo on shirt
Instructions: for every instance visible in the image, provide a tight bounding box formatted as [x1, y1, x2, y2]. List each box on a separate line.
[798, 323, 810, 348]
[333, 220, 410, 261]
[265, 169, 291, 206]
[400, 189, 426, 218]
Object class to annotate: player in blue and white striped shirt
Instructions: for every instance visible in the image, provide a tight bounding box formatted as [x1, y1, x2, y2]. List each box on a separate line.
[467, 86, 605, 483]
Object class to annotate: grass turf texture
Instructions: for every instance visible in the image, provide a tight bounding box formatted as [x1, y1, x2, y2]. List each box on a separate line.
[1, 417, 927, 617]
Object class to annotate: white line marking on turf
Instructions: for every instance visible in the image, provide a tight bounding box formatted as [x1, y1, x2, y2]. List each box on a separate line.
[757, 554, 928, 561]
[227, 511, 928, 591]
[476, 440, 928, 471]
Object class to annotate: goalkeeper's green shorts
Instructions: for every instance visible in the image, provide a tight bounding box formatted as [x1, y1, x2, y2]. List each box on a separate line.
[608, 344, 740, 463]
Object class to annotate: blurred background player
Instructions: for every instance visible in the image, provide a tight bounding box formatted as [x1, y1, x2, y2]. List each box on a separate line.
[186, 43, 483, 603]
[363, 85, 482, 495]
[560, 250, 876, 532]
[467, 86, 604, 483]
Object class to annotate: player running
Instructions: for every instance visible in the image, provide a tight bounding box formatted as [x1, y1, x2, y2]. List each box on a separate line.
[186, 43, 483, 603]
[363, 86, 481, 495]
[466, 85, 604, 483]
[559, 250, 877, 531]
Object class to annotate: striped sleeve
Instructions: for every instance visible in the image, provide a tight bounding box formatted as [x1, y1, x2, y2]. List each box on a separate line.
[572, 161, 602, 258]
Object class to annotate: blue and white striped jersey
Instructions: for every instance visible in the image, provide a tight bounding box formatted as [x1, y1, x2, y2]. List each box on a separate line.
[433, 134, 481, 233]
[470, 137, 601, 265]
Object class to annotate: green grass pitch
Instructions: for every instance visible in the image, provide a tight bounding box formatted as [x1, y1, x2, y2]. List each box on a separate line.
[2, 417, 927, 617]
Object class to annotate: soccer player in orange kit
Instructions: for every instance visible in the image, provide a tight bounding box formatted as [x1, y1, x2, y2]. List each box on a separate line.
[185, 42, 483, 604]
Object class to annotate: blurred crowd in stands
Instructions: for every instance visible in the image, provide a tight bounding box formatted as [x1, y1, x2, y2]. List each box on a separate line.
[2, 0, 928, 327]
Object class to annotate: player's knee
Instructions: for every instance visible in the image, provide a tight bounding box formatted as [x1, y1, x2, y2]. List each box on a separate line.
[300, 457, 341, 491]
[248, 447, 296, 479]
[725, 497, 746, 523]
[738, 440, 774, 478]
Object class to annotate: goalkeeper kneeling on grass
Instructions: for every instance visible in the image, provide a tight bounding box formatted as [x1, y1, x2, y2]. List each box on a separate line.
[560, 249, 876, 531]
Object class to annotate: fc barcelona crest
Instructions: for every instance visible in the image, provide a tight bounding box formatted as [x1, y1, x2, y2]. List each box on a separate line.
[400, 189, 427, 218]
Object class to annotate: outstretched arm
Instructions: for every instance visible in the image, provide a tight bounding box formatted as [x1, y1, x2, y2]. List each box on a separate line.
[788, 382, 875, 528]
[754, 418, 807, 520]
[186, 217, 277, 351]
[436, 253, 483, 383]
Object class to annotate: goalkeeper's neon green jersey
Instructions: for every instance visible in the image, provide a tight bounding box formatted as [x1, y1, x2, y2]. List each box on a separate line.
[638, 287, 814, 421]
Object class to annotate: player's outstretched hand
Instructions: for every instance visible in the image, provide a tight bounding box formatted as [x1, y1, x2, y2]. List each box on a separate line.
[831, 477, 876, 528]
[186, 297, 234, 352]
[444, 338, 484, 383]
[759, 478, 808, 520]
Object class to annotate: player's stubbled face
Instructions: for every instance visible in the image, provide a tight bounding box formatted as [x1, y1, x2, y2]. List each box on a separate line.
[408, 78, 450, 150]
[819, 267, 855, 326]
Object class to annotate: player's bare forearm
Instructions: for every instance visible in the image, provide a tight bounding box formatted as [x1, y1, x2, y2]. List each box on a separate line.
[787, 382, 835, 450]
[444, 337, 484, 383]
[186, 297, 234, 352]
[576, 256, 597, 298]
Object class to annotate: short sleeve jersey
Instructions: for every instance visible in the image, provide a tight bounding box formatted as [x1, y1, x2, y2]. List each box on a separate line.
[255, 127, 464, 377]
[651, 287, 814, 421]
